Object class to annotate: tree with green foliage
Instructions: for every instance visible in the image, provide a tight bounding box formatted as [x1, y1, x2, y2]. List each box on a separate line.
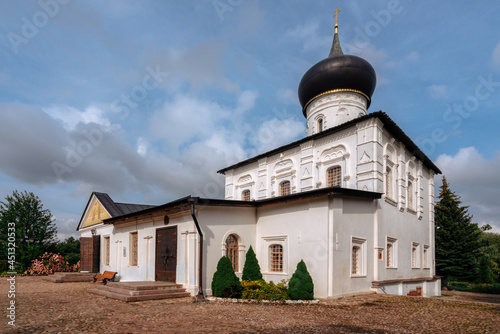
[478, 255, 495, 284]
[288, 260, 314, 300]
[480, 232, 500, 282]
[55, 237, 80, 265]
[242, 245, 263, 281]
[435, 177, 482, 282]
[0, 191, 57, 270]
[211, 256, 242, 298]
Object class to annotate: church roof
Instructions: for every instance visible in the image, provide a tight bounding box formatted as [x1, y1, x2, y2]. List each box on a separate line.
[76, 192, 156, 230]
[298, 25, 377, 114]
[217, 111, 442, 175]
[102, 187, 382, 225]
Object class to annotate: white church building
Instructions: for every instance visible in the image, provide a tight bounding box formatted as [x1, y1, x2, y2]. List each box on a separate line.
[77, 21, 442, 298]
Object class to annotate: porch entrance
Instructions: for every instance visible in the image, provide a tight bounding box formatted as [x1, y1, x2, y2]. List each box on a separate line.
[155, 226, 177, 282]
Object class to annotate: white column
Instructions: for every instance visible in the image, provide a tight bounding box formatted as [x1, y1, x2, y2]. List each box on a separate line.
[143, 236, 153, 281]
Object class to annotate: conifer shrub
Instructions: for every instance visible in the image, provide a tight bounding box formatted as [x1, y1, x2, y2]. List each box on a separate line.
[211, 256, 242, 298]
[288, 260, 314, 300]
[242, 245, 263, 281]
[478, 256, 495, 284]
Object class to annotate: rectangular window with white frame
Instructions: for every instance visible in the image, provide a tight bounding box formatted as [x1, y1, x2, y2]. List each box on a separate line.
[386, 237, 398, 268]
[411, 242, 420, 268]
[351, 237, 367, 277]
[262, 235, 287, 274]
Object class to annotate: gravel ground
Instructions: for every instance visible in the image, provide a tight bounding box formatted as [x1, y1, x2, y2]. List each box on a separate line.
[1, 276, 499, 333]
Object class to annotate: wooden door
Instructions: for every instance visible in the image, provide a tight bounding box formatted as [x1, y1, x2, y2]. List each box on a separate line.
[80, 236, 100, 272]
[155, 226, 177, 282]
[80, 237, 92, 272]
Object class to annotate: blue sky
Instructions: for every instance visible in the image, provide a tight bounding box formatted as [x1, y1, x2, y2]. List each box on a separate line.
[1, 0, 500, 238]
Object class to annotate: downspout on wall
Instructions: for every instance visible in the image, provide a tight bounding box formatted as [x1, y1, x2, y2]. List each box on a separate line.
[188, 197, 204, 299]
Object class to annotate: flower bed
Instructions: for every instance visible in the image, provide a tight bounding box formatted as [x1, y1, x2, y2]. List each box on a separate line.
[206, 296, 320, 304]
[25, 253, 80, 275]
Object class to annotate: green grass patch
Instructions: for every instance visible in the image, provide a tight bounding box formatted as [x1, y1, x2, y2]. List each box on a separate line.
[448, 281, 500, 294]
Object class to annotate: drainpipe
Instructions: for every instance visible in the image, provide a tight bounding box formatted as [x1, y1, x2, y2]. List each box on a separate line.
[189, 197, 204, 299]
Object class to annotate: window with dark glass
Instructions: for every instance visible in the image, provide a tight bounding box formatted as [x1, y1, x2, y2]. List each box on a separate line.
[225, 234, 239, 271]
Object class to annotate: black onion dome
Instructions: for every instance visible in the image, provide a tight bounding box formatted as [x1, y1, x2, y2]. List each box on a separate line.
[298, 29, 377, 116]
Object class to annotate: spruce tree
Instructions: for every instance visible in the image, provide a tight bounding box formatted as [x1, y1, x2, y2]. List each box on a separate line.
[0, 190, 57, 270]
[288, 260, 314, 300]
[435, 177, 482, 282]
[478, 255, 495, 284]
[242, 245, 263, 281]
[211, 256, 241, 298]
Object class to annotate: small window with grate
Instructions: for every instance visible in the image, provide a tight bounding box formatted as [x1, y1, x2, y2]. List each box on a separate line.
[242, 189, 250, 201]
[280, 181, 291, 196]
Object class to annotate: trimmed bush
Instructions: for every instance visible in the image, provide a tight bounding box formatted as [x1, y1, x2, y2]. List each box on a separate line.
[242, 245, 263, 281]
[241, 280, 288, 301]
[288, 260, 314, 300]
[211, 256, 242, 298]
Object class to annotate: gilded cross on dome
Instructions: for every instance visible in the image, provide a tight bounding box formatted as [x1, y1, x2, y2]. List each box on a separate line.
[333, 7, 341, 33]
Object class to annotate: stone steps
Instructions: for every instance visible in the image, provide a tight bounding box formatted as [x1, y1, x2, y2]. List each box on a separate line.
[43, 272, 96, 283]
[407, 287, 422, 297]
[87, 281, 191, 302]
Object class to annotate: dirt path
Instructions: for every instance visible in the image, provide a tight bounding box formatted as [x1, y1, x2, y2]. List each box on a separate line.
[1, 276, 499, 333]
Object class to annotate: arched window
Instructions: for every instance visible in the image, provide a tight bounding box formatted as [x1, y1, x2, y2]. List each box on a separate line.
[407, 181, 413, 209]
[242, 190, 250, 201]
[318, 118, 324, 132]
[327, 166, 342, 187]
[269, 244, 283, 272]
[386, 167, 393, 198]
[280, 181, 290, 196]
[225, 234, 239, 271]
[352, 246, 360, 274]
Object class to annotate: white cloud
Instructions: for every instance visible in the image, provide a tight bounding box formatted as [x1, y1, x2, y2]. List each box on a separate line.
[251, 117, 305, 154]
[427, 84, 448, 100]
[149, 96, 225, 147]
[149, 90, 256, 149]
[284, 22, 331, 53]
[153, 41, 238, 93]
[136, 137, 148, 156]
[406, 51, 420, 62]
[344, 43, 395, 69]
[235, 90, 258, 114]
[43, 105, 111, 130]
[436, 147, 500, 232]
[277, 88, 297, 105]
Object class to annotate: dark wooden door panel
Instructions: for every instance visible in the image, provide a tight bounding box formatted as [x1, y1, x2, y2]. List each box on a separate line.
[80, 236, 100, 273]
[155, 226, 177, 282]
[80, 237, 92, 272]
[92, 235, 100, 273]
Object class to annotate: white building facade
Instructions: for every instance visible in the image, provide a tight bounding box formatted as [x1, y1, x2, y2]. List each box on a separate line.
[78, 23, 441, 298]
